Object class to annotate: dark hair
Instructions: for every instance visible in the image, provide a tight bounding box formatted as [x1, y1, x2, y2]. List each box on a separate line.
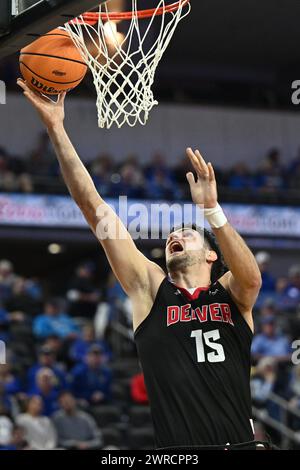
[45, 297, 62, 310]
[169, 223, 228, 284]
[58, 390, 74, 400]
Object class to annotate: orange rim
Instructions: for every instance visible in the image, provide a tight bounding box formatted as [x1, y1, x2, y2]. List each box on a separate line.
[76, 0, 190, 23]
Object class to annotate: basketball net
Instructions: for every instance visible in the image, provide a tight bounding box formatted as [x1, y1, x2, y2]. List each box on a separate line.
[64, 1, 191, 129]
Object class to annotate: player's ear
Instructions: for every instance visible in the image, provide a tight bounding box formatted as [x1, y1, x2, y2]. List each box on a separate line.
[206, 250, 218, 263]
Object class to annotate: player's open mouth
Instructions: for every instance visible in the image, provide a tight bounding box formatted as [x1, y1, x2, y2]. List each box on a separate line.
[169, 241, 184, 255]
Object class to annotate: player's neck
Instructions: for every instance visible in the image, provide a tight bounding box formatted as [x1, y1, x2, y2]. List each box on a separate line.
[168, 266, 211, 290]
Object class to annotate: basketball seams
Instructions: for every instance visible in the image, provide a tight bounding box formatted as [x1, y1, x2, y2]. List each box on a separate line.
[20, 62, 86, 85]
[20, 52, 87, 67]
[44, 33, 70, 37]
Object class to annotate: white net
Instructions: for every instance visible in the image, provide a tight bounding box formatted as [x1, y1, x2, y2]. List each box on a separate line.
[63, 1, 191, 129]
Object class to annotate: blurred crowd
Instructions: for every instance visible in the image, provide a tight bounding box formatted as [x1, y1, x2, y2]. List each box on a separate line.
[250, 251, 300, 444]
[0, 258, 149, 450]
[1, 134, 300, 204]
[0, 250, 299, 449]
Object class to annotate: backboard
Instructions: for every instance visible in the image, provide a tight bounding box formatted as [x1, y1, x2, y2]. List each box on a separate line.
[0, 0, 107, 60]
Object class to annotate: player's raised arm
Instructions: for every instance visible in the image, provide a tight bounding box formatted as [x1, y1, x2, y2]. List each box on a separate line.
[186, 148, 262, 329]
[17, 79, 161, 307]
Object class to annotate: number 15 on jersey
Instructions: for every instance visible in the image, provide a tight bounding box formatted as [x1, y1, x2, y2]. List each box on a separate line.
[191, 329, 225, 363]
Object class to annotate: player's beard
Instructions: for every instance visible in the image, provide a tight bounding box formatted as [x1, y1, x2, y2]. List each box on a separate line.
[166, 250, 204, 273]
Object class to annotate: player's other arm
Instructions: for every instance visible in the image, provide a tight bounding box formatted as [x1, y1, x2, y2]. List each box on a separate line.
[17, 80, 163, 321]
[212, 225, 261, 317]
[186, 148, 261, 329]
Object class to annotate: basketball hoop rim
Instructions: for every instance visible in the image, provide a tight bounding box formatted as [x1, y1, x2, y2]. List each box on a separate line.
[80, 0, 190, 22]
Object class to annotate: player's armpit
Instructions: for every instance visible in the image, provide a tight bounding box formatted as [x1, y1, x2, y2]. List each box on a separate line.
[219, 271, 259, 331]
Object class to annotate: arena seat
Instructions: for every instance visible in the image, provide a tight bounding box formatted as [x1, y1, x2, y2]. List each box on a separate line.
[128, 406, 152, 427]
[91, 405, 122, 427]
[127, 427, 155, 450]
[101, 427, 123, 448]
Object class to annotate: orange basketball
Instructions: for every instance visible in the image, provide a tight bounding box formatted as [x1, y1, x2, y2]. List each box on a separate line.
[19, 28, 88, 95]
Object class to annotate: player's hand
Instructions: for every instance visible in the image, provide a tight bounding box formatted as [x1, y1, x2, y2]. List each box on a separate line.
[186, 148, 218, 208]
[17, 78, 65, 129]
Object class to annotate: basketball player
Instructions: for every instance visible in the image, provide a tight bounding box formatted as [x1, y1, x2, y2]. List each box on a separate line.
[18, 79, 265, 450]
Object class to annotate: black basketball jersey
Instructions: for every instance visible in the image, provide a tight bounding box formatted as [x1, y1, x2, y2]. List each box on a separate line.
[134, 277, 254, 448]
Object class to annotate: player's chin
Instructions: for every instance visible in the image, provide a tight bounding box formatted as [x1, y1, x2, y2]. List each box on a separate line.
[166, 252, 187, 270]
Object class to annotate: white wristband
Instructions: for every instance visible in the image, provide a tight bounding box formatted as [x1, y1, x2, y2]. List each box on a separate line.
[204, 203, 227, 229]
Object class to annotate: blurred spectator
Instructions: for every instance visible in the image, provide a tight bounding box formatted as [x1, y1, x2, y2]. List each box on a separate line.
[0, 144, 300, 203]
[259, 298, 277, 318]
[145, 168, 177, 200]
[43, 335, 76, 371]
[255, 251, 276, 293]
[145, 153, 177, 200]
[16, 396, 57, 449]
[67, 262, 100, 318]
[27, 345, 67, 394]
[130, 372, 148, 405]
[69, 324, 112, 364]
[0, 308, 9, 343]
[70, 345, 112, 405]
[110, 158, 145, 199]
[275, 277, 289, 308]
[145, 153, 172, 180]
[288, 364, 300, 405]
[43, 336, 64, 359]
[0, 148, 18, 193]
[287, 364, 300, 430]
[0, 260, 17, 302]
[255, 299, 289, 343]
[283, 265, 300, 309]
[0, 403, 14, 448]
[33, 298, 79, 340]
[288, 149, 300, 191]
[29, 368, 59, 417]
[257, 148, 285, 193]
[228, 162, 254, 190]
[5, 277, 41, 317]
[26, 132, 57, 178]
[0, 425, 29, 450]
[53, 391, 102, 450]
[0, 382, 14, 418]
[173, 156, 191, 195]
[0, 364, 21, 397]
[24, 278, 42, 302]
[18, 173, 34, 193]
[41, 335, 73, 366]
[251, 357, 282, 422]
[251, 316, 291, 362]
[90, 153, 113, 197]
[251, 357, 277, 405]
[266, 149, 284, 171]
